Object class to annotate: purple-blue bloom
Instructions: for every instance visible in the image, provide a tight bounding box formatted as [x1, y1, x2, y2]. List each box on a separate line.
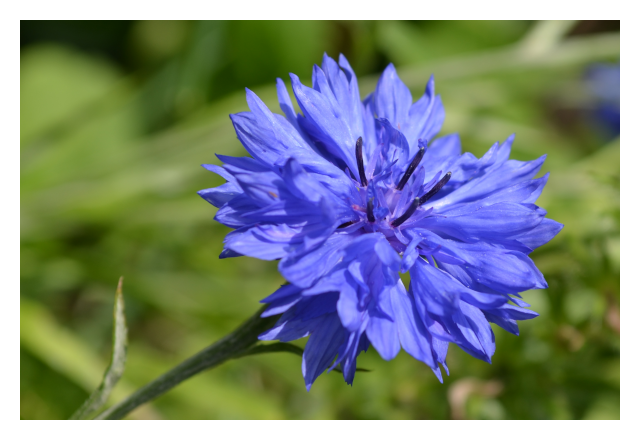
[199, 54, 563, 390]
[584, 63, 620, 136]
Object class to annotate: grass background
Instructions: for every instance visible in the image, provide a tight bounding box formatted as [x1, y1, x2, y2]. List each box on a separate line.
[20, 20, 620, 419]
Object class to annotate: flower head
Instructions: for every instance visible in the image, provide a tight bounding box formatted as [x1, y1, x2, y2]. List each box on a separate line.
[199, 54, 563, 390]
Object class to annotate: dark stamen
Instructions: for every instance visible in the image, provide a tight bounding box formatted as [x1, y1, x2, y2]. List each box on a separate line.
[391, 171, 452, 227]
[355, 137, 367, 186]
[366, 197, 375, 222]
[396, 147, 425, 191]
[391, 198, 420, 227]
[419, 172, 452, 205]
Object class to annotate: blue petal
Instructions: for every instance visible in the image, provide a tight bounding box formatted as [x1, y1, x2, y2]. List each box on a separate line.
[509, 296, 531, 307]
[198, 185, 239, 208]
[415, 202, 545, 243]
[375, 118, 411, 172]
[366, 293, 401, 361]
[334, 235, 400, 329]
[293, 292, 341, 321]
[219, 248, 242, 259]
[260, 292, 342, 343]
[484, 312, 520, 335]
[261, 284, 302, 317]
[289, 73, 360, 176]
[276, 77, 301, 129]
[448, 302, 494, 362]
[279, 232, 359, 288]
[261, 283, 301, 303]
[300, 267, 347, 296]
[437, 171, 549, 215]
[459, 301, 496, 359]
[202, 163, 237, 182]
[245, 88, 314, 158]
[374, 236, 402, 270]
[373, 64, 413, 130]
[409, 258, 460, 316]
[337, 54, 366, 145]
[281, 157, 333, 204]
[321, 54, 364, 141]
[336, 328, 369, 386]
[432, 154, 547, 212]
[214, 195, 261, 228]
[361, 94, 378, 161]
[483, 303, 539, 336]
[463, 248, 547, 293]
[439, 135, 515, 195]
[419, 134, 461, 180]
[400, 234, 423, 273]
[217, 154, 269, 172]
[429, 240, 547, 294]
[302, 314, 346, 390]
[336, 274, 364, 332]
[389, 281, 442, 379]
[486, 303, 539, 321]
[224, 224, 293, 260]
[233, 89, 345, 181]
[404, 75, 445, 148]
[231, 168, 283, 206]
[403, 228, 467, 266]
[431, 335, 449, 375]
[510, 218, 564, 250]
[258, 317, 315, 342]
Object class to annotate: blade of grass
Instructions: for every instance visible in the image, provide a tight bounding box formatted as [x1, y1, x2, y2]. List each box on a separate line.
[94, 305, 280, 420]
[69, 277, 128, 419]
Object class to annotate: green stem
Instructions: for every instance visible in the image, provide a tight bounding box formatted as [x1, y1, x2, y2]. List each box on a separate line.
[95, 305, 279, 420]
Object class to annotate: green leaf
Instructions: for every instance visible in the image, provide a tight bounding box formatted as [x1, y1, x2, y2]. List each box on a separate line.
[69, 277, 128, 419]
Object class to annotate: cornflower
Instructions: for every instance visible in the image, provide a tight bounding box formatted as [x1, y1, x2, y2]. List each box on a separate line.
[199, 54, 562, 390]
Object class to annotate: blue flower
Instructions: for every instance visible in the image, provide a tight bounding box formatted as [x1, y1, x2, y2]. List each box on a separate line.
[199, 54, 563, 390]
[584, 63, 620, 137]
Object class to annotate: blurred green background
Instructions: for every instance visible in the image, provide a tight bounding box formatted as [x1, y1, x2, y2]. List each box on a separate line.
[20, 20, 620, 420]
